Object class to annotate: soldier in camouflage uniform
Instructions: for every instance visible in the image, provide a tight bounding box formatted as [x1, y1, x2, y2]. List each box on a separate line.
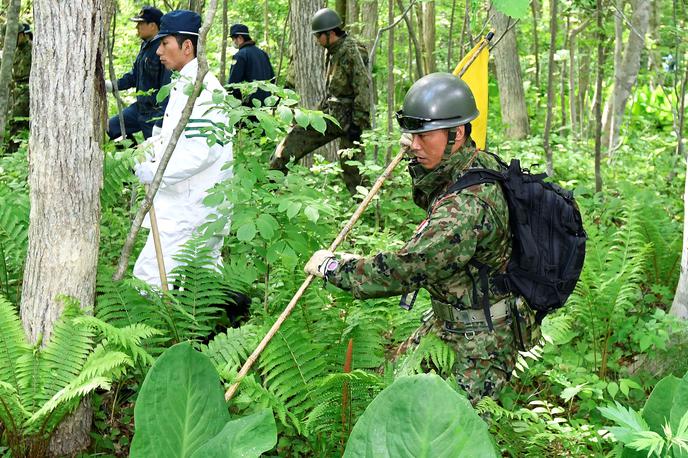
[305, 73, 539, 404]
[270, 8, 372, 195]
[5, 24, 32, 149]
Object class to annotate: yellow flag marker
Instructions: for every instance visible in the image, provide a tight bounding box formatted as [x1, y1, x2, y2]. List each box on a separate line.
[453, 36, 491, 150]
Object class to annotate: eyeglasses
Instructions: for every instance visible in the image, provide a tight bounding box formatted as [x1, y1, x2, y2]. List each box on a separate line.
[395, 110, 432, 131]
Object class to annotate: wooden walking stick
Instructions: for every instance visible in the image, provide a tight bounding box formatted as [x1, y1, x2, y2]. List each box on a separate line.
[146, 186, 169, 293]
[224, 150, 406, 401]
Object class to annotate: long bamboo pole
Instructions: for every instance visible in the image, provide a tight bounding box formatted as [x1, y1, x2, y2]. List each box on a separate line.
[224, 150, 406, 401]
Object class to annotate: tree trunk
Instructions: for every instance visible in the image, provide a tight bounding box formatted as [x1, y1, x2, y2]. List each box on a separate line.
[219, 0, 228, 84]
[0, 0, 22, 139]
[458, 0, 471, 61]
[446, 0, 457, 70]
[397, 0, 424, 80]
[531, 0, 540, 88]
[290, 0, 336, 162]
[386, 0, 394, 161]
[21, 0, 110, 454]
[264, 0, 269, 48]
[594, 0, 604, 193]
[543, 0, 558, 176]
[601, 0, 650, 152]
[346, 0, 359, 34]
[491, 10, 530, 140]
[568, 19, 591, 136]
[421, 0, 436, 73]
[336, 0, 347, 24]
[670, 64, 688, 319]
[361, 0, 378, 50]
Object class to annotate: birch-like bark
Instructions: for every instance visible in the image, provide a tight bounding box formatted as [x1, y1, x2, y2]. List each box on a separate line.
[601, 0, 650, 152]
[421, 0, 436, 73]
[543, 0, 558, 176]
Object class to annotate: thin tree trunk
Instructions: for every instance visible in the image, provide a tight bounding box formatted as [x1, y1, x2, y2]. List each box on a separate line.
[594, 0, 604, 192]
[347, 0, 359, 34]
[361, 0, 379, 50]
[387, 0, 394, 161]
[264, 0, 269, 47]
[602, 0, 650, 152]
[458, 0, 470, 61]
[397, 0, 423, 79]
[543, 0, 558, 176]
[219, 0, 228, 84]
[568, 19, 591, 136]
[421, 0, 435, 73]
[447, 0, 457, 70]
[0, 0, 22, 139]
[336, 0, 347, 24]
[531, 0, 540, 88]
[492, 10, 530, 140]
[24, 0, 111, 454]
[670, 64, 688, 319]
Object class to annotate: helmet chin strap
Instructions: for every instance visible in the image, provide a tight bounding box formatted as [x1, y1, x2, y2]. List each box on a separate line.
[444, 127, 457, 157]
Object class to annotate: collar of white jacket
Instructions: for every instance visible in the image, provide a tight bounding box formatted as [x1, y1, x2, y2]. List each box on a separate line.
[180, 58, 198, 78]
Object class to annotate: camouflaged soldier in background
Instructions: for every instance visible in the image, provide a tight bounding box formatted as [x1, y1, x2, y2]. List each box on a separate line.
[270, 8, 372, 195]
[305, 73, 540, 404]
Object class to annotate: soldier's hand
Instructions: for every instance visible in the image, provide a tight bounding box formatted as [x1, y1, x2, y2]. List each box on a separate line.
[339, 252, 362, 263]
[105, 80, 114, 93]
[304, 250, 336, 278]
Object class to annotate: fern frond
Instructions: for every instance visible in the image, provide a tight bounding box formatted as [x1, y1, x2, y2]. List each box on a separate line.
[101, 150, 135, 209]
[0, 380, 29, 431]
[202, 324, 260, 375]
[338, 305, 388, 370]
[234, 374, 298, 430]
[258, 320, 327, 423]
[0, 188, 29, 303]
[74, 316, 160, 366]
[396, 333, 456, 378]
[36, 301, 95, 405]
[0, 297, 31, 393]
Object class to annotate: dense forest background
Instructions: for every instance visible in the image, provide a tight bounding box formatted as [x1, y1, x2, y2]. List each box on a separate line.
[1, 0, 688, 456]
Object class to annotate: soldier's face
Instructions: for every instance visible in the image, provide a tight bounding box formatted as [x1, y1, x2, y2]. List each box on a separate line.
[136, 22, 158, 41]
[410, 126, 465, 170]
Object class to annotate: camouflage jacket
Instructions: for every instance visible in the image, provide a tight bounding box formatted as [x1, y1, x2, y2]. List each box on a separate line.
[320, 34, 371, 130]
[328, 143, 512, 311]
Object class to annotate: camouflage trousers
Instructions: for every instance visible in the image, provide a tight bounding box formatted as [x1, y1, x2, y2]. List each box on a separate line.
[269, 118, 366, 195]
[403, 299, 540, 405]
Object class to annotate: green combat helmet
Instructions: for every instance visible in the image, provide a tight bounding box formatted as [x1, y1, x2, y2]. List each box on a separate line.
[311, 8, 343, 34]
[396, 72, 478, 134]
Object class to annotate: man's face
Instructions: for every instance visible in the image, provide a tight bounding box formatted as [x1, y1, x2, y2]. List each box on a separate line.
[157, 36, 189, 71]
[314, 31, 332, 48]
[136, 21, 158, 41]
[410, 126, 465, 170]
[231, 36, 241, 49]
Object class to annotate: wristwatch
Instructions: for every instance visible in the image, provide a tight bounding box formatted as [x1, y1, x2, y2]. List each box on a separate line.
[321, 257, 339, 278]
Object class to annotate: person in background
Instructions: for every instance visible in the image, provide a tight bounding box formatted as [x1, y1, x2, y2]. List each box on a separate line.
[227, 23, 275, 107]
[106, 6, 170, 142]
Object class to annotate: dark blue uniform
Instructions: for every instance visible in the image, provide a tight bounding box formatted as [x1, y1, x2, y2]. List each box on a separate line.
[228, 41, 275, 106]
[108, 37, 171, 140]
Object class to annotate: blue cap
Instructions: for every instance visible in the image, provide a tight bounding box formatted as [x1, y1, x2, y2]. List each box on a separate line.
[130, 6, 164, 26]
[154, 10, 201, 40]
[229, 23, 250, 37]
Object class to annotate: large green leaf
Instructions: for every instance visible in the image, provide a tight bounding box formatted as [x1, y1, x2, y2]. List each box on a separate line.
[130, 342, 231, 458]
[189, 409, 277, 458]
[343, 374, 497, 458]
[643, 375, 688, 435]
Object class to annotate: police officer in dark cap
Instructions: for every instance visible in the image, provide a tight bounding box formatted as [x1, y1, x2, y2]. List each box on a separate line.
[227, 23, 275, 107]
[106, 6, 171, 142]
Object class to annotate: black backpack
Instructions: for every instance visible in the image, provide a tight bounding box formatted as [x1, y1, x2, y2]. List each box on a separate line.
[446, 153, 587, 327]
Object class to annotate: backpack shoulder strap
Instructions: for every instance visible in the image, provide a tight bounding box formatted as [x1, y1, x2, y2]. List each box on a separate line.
[445, 168, 504, 196]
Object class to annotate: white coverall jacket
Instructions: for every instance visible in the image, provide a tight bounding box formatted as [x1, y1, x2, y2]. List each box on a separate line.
[133, 59, 233, 287]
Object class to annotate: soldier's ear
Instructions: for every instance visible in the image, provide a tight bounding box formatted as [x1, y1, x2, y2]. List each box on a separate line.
[455, 125, 466, 142]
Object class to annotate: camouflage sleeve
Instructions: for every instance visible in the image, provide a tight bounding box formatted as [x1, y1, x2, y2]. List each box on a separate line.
[348, 46, 371, 129]
[328, 193, 489, 299]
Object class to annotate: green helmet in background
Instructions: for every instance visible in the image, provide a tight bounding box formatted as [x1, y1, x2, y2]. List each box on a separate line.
[311, 8, 343, 34]
[396, 72, 479, 134]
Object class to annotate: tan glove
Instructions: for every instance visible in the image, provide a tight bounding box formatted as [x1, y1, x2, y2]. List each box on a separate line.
[304, 250, 336, 278]
[400, 133, 413, 152]
[339, 253, 362, 263]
